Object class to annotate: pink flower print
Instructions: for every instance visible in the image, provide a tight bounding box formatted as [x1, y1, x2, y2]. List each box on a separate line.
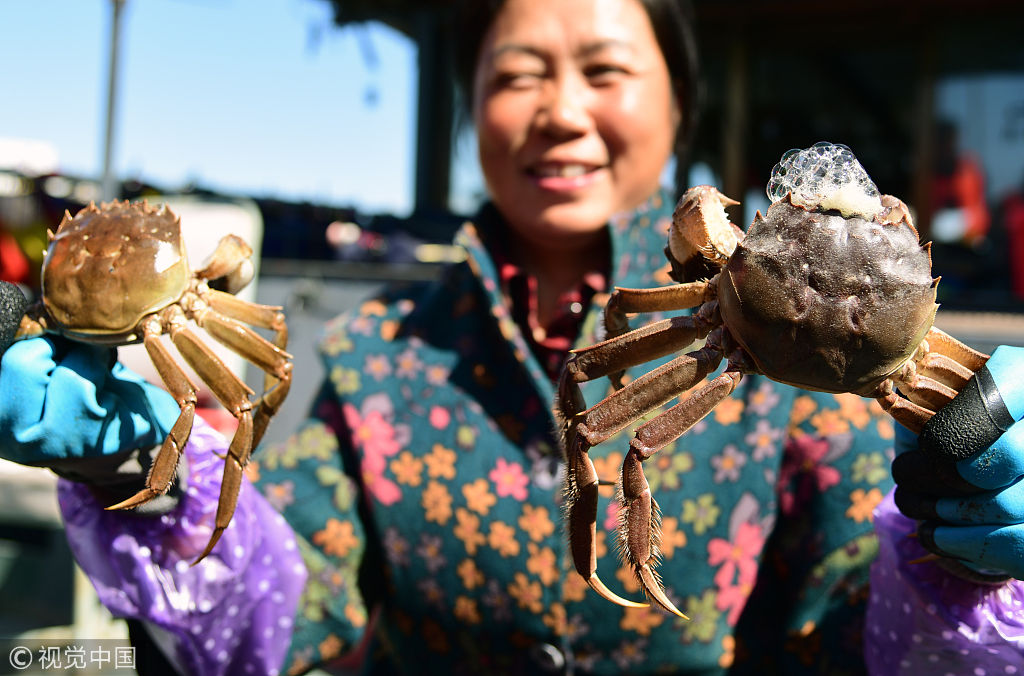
[489, 458, 529, 501]
[708, 522, 764, 587]
[777, 436, 842, 515]
[345, 405, 400, 468]
[343, 398, 404, 506]
[429, 406, 451, 430]
[262, 480, 295, 511]
[604, 501, 621, 533]
[362, 470, 402, 506]
[707, 521, 765, 626]
[716, 583, 753, 627]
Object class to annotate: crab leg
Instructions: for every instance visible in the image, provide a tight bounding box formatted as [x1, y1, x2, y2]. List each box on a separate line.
[890, 360, 960, 413]
[205, 289, 289, 345]
[620, 366, 743, 617]
[560, 333, 725, 610]
[562, 309, 717, 401]
[898, 327, 987, 396]
[564, 435, 649, 609]
[871, 327, 991, 433]
[924, 326, 988, 373]
[871, 379, 934, 434]
[604, 280, 714, 338]
[106, 325, 198, 512]
[167, 317, 258, 562]
[566, 344, 724, 450]
[196, 292, 293, 446]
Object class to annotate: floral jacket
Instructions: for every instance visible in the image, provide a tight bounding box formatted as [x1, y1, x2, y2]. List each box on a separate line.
[254, 188, 897, 675]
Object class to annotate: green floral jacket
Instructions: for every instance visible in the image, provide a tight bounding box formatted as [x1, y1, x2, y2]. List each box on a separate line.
[255, 188, 895, 675]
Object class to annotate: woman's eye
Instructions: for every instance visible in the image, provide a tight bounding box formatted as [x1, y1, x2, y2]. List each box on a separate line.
[585, 65, 628, 83]
[494, 72, 543, 90]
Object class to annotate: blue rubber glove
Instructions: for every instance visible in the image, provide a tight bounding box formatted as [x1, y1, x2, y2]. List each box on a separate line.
[892, 345, 1024, 582]
[0, 335, 183, 509]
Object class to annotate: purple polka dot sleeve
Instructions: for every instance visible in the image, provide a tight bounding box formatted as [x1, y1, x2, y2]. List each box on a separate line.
[867, 489, 1024, 675]
[58, 418, 308, 676]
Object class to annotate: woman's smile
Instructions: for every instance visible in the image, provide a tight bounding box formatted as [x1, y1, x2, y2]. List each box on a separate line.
[527, 160, 606, 193]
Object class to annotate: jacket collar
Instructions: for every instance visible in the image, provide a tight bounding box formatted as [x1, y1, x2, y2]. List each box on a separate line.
[453, 187, 679, 404]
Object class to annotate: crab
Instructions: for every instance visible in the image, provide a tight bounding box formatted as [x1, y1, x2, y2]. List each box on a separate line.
[555, 143, 989, 617]
[16, 200, 293, 561]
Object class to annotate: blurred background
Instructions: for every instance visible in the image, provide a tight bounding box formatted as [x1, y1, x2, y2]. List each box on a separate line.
[1, 0, 1024, 666]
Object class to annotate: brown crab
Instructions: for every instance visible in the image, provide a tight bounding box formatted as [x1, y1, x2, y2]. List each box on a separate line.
[16, 200, 293, 561]
[556, 147, 988, 617]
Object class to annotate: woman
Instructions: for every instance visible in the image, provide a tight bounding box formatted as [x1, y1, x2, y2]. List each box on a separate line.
[3, 0, 1024, 674]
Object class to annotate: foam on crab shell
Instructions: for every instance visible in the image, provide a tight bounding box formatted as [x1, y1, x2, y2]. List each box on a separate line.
[767, 141, 883, 220]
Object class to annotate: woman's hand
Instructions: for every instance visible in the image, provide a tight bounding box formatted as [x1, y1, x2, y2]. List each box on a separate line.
[892, 345, 1024, 581]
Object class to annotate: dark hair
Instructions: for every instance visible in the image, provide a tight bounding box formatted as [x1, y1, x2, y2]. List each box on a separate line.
[451, 0, 702, 149]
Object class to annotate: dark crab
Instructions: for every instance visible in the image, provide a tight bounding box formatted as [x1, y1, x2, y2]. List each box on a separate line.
[556, 143, 988, 617]
[16, 200, 293, 561]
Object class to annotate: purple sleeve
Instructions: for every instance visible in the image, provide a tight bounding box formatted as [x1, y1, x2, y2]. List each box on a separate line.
[58, 418, 308, 676]
[866, 489, 1024, 674]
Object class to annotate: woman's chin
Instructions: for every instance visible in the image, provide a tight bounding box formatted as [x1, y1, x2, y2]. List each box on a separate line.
[502, 205, 611, 249]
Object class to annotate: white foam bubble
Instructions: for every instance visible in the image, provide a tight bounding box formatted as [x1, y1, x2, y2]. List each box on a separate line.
[767, 142, 882, 220]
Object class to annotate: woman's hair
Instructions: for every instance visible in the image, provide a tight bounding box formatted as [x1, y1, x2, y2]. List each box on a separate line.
[451, 0, 702, 148]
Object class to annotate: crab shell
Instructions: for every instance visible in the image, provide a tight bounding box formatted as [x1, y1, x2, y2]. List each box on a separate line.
[717, 194, 939, 393]
[41, 201, 189, 344]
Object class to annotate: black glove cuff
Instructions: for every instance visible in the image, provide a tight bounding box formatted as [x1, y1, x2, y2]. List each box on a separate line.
[44, 445, 188, 517]
[920, 365, 1015, 462]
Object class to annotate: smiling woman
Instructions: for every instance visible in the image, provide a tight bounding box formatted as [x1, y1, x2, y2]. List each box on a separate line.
[459, 0, 696, 330]
[472, 0, 679, 243]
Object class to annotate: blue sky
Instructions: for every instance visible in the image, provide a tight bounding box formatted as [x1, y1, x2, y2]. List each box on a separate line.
[4, 2, 1022, 219]
[0, 0, 432, 214]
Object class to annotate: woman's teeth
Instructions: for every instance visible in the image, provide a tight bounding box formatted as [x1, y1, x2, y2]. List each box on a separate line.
[535, 164, 591, 178]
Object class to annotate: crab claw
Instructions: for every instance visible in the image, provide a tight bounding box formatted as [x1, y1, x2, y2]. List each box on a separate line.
[565, 429, 649, 610]
[588, 573, 649, 609]
[196, 233, 255, 295]
[667, 185, 743, 276]
[620, 451, 689, 619]
[637, 564, 688, 619]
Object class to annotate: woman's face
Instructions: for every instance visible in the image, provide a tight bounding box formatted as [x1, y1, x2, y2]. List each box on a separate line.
[473, 0, 680, 250]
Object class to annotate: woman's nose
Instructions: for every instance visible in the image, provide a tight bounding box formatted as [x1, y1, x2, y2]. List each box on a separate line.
[537, 76, 592, 138]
